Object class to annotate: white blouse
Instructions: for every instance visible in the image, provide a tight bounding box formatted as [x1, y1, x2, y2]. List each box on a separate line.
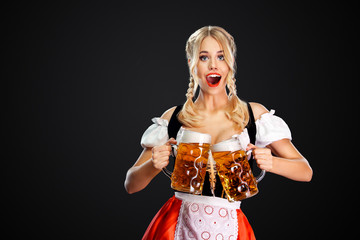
[140, 110, 292, 149]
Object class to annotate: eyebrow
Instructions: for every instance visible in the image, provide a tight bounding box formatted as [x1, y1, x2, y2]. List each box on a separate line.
[199, 50, 224, 54]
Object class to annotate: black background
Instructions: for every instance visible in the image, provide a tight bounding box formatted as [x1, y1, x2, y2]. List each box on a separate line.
[5, 1, 355, 239]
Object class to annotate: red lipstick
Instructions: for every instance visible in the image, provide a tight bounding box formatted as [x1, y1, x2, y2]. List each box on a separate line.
[206, 73, 222, 87]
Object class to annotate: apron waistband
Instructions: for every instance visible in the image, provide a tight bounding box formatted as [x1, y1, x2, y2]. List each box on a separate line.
[175, 192, 241, 209]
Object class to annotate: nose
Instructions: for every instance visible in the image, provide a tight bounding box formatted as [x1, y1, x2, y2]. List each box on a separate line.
[209, 59, 218, 70]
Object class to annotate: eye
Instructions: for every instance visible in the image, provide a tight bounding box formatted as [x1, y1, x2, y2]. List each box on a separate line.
[199, 55, 208, 61]
[218, 55, 225, 61]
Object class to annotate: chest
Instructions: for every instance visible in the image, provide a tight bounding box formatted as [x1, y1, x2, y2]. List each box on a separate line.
[184, 116, 242, 145]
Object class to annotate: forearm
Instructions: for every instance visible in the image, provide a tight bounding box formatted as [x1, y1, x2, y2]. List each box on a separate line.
[270, 157, 313, 182]
[125, 159, 161, 194]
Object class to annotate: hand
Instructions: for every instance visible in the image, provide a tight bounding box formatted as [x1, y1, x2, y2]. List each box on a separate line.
[246, 143, 273, 171]
[151, 138, 177, 170]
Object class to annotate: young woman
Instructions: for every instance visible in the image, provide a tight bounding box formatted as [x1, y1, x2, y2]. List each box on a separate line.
[125, 26, 312, 240]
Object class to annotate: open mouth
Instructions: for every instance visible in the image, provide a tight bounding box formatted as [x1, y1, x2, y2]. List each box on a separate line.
[206, 73, 221, 87]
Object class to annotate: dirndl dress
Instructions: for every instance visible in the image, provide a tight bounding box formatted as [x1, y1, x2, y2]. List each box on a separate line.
[143, 192, 255, 240]
[140, 109, 292, 240]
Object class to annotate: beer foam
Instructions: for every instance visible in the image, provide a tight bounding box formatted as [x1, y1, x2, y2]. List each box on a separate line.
[211, 139, 242, 152]
[178, 129, 211, 144]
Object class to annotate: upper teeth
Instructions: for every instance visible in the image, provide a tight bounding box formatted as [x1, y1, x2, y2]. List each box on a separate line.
[209, 74, 220, 77]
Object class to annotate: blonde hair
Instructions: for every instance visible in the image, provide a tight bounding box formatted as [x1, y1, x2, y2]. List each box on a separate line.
[178, 26, 249, 131]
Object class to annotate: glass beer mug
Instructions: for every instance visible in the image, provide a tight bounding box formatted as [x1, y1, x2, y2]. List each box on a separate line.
[162, 129, 211, 194]
[211, 138, 266, 201]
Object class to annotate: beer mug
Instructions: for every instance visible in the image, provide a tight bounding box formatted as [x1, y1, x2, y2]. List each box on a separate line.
[211, 138, 266, 201]
[162, 129, 211, 194]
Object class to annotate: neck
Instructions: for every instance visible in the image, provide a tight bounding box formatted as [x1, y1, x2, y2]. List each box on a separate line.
[194, 90, 229, 112]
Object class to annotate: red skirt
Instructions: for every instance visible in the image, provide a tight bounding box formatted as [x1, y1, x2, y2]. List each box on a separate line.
[142, 193, 255, 240]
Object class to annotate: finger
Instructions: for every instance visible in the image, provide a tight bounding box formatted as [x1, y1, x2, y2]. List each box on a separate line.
[154, 155, 169, 163]
[257, 164, 267, 171]
[256, 158, 268, 165]
[253, 147, 271, 154]
[154, 145, 172, 153]
[152, 154, 170, 163]
[255, 154, 272, 162]
[258, 164, 272, 171]
[253, 152, 270, 159]
[153, 159, 169, 170]
[246, 143, 257, 151]
[158, 160, 169, 169]
[153, 150, 171, 161]
[157, 150, 172, 158]
[256, 159, 272, 171]
[256, 159, 269, 167]
[162, 146, 172, 152]
[158, 155, 171, 164]
[166, 138, 177, 146]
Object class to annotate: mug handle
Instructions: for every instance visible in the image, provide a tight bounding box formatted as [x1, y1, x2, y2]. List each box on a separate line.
[246, 149, 266, 183]
[161, 144, 178, 179]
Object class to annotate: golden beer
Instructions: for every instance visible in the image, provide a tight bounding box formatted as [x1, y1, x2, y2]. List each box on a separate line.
[213, 150, 259, 201]
[171, 142, 210, 194]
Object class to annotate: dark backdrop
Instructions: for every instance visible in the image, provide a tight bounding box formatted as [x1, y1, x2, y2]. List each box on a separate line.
[5, 1, 354, 239]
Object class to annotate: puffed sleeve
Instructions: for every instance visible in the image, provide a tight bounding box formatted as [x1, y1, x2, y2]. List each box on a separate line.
[140, 118, 169, 148]
[255, 110, 292, 148]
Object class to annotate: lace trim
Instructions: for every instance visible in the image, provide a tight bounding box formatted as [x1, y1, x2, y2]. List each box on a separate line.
[174, 197, 185, 240]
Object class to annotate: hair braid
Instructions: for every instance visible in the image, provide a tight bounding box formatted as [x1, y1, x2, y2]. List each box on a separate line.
[178, 75, 201, 126]
[186, 75, 195, 100]
[227, 77, 237, 100]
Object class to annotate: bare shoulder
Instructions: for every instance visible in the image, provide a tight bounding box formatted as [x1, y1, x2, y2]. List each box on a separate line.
[160, 106, 177, 122]
[249, 102, 270, 121]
